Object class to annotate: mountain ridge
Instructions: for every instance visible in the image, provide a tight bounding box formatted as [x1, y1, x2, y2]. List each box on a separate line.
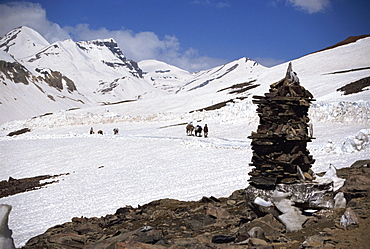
[0, 26, 369, 124]
[311, 34, 370, 55]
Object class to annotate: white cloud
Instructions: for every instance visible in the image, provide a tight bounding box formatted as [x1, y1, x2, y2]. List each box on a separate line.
[66, 24, 227, 71]
[0, 1, 225, 72]
[0, 2, 70, 42]
[287, 0, 330, 14]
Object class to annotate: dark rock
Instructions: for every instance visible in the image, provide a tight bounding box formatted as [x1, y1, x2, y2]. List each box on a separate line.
[0, 174, 65, 198]
[134, 229, 165, 244]
[337, 76, 370, 95]
[7, 127, 31, 136]
[211, 235, 236, 244]
[248, 201, 281, 218]
[0, 60, 31, 85]
[200, 196, 221, 203]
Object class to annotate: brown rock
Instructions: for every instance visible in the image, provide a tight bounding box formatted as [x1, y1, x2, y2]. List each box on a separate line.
[237, 214, 285, 243]
[206, 205, 231, 219]
[248, 237, 269, 246]
[303, 172, 313, 181]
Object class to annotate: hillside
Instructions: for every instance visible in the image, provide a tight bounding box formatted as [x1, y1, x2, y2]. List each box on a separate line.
[1, 27, 369, 124]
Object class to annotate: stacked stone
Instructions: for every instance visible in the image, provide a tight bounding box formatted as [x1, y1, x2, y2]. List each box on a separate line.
[248, 63, 315, 187]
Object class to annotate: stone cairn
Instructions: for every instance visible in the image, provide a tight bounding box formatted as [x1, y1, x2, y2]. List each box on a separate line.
[248, 63, 315, 187]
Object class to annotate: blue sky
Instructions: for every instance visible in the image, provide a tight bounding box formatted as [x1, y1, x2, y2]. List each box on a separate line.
[0, 0, 369, 71]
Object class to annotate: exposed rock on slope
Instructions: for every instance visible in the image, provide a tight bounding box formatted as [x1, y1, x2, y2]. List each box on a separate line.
[337, 76, 370, 95]
[0, 174, 66, 199]
[0, 60, 32, 85]
[35, 68, 77, 92]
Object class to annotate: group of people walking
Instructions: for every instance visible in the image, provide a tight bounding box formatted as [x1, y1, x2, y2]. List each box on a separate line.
[89, 124, 209, 138]
[89, 127, 119, 135]
[186, 123, 208, 138]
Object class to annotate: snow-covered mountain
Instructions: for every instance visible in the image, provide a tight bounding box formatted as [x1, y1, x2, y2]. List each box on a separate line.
[139, 59, 194, 93]
[0, 27, 165, 123]
[0, 26, 369, 124]
[0, 26, 50, 59]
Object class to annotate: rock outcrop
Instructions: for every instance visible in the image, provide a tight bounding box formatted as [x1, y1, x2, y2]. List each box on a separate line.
[0, 174, 66, 199]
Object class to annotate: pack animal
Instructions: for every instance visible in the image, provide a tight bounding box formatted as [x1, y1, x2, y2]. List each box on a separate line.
[186, 124, 194, 136]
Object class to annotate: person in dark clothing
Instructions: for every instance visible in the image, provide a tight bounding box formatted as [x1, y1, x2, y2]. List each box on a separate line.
[195, 125, 203, 137]
[204, 124, 208, 138]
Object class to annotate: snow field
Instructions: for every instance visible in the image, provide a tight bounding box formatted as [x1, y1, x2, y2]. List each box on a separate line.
[0, 117, 252, 247]
[0, 100, 369, 247]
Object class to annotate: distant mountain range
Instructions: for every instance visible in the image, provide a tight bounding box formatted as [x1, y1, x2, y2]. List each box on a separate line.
[0, 26, 369, 124]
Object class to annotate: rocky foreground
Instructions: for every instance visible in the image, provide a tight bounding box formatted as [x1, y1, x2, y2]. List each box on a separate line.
[7, 160, 369, 249]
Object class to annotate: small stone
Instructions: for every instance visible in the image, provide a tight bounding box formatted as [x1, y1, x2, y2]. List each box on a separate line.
[248, 238, 269, 246]
[304, 172, 313, 181]
[211, 235, 236, 244]
[340, 208, 359, 228]
[226, 199, 236, 205]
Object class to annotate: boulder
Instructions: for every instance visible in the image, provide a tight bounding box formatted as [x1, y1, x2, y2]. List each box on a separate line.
[237, 214, 286, 243]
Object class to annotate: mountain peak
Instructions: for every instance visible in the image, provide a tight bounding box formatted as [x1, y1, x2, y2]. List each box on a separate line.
[76, 38, 143, 77]
[0, 26, 50, 59]
[77, 38, 124, 59]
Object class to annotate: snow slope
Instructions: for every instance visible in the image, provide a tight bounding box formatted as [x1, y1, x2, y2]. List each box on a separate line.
[0, 26, 50, 59]
[23, 38, 159, 102]
[139, 59, 194, 93]
[1, 27, 369, 124]
[0, 100, 369, 247]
